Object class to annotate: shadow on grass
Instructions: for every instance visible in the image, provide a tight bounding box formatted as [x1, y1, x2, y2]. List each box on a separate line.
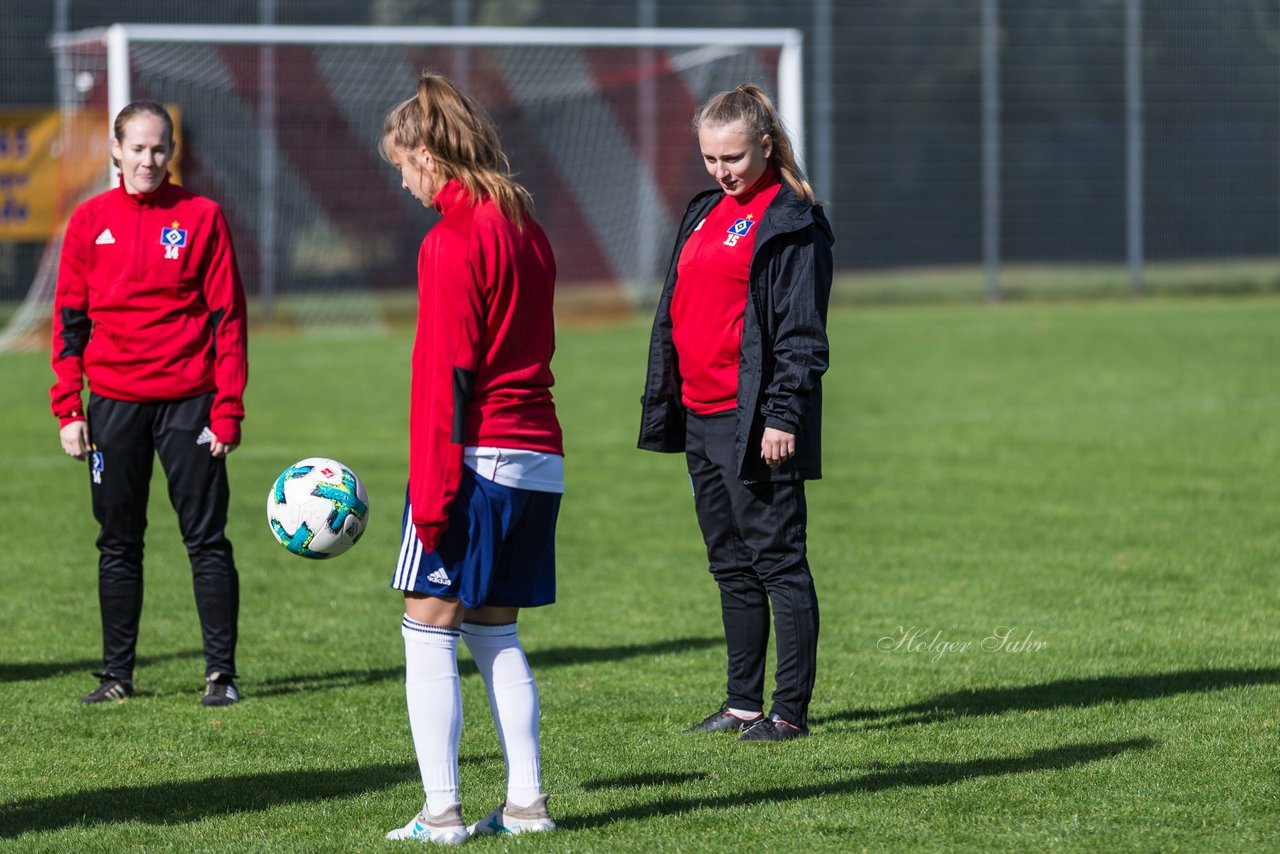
[0, 649, 204, 683]
[252, 636, 721, 698]
[812, 666, 1280, 730]
[1, 738, 1154, 839]
[0, 761, 418, 838]
[562, 738, 1154, 831]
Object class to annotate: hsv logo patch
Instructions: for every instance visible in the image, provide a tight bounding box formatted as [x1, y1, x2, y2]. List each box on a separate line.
[90, 450, 104, 484]
[160, 222, 188, 247]
[161, 221, 187, 259]
[723, 214, 756, 247]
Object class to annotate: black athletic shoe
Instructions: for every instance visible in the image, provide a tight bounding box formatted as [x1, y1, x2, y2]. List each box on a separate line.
[738, 713, 808, 742]
[681, 705, 763, 733]
[201, 672, 240, 707]
[80, 673, 133, 703]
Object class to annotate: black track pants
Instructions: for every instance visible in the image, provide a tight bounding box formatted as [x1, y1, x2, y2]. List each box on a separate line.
[86, 392, 239, 681]
[685, 411, 819, 726]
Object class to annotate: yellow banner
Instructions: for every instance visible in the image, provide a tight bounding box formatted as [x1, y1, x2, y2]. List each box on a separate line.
[0, 111, 67, 241]
[0, 107, 183, 242]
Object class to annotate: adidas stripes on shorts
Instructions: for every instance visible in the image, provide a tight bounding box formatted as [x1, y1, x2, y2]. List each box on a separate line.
[391, 467, 559, 609]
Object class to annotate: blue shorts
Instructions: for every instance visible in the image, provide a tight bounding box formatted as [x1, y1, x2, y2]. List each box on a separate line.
[390, 468, 559, 609]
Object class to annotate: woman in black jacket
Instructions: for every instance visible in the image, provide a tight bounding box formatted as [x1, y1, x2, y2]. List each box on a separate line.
[639, 84, 833, 741]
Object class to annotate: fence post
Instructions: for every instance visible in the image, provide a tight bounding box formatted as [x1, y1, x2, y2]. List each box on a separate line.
[1126, 0, 1144, 294]
[636, 0, 660, 299]
[814, 0, 833, 215]
[981, 0, 1001, 302]
[258, 0, 277, 320]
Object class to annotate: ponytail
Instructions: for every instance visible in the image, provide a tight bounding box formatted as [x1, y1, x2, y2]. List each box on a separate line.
[380, 72, 533, 226]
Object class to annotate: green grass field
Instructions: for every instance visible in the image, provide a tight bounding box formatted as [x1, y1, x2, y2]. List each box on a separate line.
[2, 297, 1278, 851]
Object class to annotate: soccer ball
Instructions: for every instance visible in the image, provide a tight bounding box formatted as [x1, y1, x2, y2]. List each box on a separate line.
[267, 457, 369, 559]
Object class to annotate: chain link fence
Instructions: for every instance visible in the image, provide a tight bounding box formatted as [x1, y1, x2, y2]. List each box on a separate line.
[3, 0, 1278, 317]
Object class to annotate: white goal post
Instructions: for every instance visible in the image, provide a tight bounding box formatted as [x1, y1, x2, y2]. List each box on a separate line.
[100, 25, 804, 164]
[3, 24, 802, 348]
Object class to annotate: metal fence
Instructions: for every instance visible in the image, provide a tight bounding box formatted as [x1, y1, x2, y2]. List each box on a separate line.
[3, 0, 1279, 307]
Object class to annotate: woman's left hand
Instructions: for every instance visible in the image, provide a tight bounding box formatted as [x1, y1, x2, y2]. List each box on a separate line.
[760, 427, 796, 468]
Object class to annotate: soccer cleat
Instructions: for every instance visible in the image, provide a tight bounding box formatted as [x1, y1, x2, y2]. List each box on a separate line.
[80, 673, 133, 703]
[201, 672, 240, 707]
[386, 802, 468, 844]
[681, 705, 763, 733]
[468, 795, 556, 836]
[738, 713, 809, 742]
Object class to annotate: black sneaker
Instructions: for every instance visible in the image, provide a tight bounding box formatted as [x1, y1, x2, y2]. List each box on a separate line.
[201, 672, 240, 707]
[681, 705, 763, 733]
[738, 713, 808, 742]
[80, 672, 133, 703]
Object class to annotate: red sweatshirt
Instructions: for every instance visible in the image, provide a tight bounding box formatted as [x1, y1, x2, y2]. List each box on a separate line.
[50, 176, 248, 443]
[410, 179, 562, 551]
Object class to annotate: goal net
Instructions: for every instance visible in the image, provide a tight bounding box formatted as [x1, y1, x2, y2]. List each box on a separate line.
[3, 24, 801, 348]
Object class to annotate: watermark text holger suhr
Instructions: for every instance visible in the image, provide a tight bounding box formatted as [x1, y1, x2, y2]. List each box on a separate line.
[878, 625, 1047, 663]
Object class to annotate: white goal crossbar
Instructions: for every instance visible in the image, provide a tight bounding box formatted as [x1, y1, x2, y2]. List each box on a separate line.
[52, 25, 805, 168]
[3, 24, 804, 348]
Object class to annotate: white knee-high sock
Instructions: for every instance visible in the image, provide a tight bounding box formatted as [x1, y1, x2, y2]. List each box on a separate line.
[402, 615, 462, 815]
[461, 622, 542, 807]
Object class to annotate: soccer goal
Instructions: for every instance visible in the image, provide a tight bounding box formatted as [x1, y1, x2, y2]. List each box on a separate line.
[1, 24, 802, 348]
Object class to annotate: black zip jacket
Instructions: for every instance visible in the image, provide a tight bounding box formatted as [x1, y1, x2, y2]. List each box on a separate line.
[638, 180, 834, 482]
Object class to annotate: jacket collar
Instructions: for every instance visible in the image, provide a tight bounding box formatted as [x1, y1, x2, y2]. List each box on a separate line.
[733, 180, 834, 250]
[760, 180, 831, 242]
[688, 179, 829, 240]
[116, 173, 171, 207]
[723, 168, 780, 208]
[432, 178, 469, 215]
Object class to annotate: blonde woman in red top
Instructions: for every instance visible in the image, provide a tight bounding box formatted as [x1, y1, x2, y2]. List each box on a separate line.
[640, 84, 834, 741]
[381, 72, 562, 843]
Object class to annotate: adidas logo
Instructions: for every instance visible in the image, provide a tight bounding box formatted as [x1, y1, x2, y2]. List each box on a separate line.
[196, 426, 216, 446]
[426, 567, 451, 586]
[95, 228, 116, 245]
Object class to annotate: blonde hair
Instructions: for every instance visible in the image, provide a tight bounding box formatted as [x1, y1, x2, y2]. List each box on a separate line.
[694, 84, 814, 203]
[380, 72, 533, 226]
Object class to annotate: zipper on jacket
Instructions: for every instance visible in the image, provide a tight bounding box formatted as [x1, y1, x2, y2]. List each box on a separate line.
[131, 199, 145, 282]
[747, 235, 775, 336]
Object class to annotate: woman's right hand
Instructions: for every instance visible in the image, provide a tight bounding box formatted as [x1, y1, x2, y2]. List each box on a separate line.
[59, 420, 91, 460]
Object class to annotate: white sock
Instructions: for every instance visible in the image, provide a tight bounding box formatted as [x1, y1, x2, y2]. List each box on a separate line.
[461, 622, 542, 807]
[728, 707, 763, 720]
[402, 615, 462, 816]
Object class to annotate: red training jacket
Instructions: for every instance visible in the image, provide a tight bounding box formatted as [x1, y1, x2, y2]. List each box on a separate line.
[50, 176, 248, 444]
[410, 178, 563, 552]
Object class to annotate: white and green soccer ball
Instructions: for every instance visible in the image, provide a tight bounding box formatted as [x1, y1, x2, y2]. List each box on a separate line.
[267, 457, 369, 559]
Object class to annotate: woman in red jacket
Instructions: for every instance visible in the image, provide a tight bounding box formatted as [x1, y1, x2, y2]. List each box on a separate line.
[380, 73, 562, 843]
[50, 100, 248, 707]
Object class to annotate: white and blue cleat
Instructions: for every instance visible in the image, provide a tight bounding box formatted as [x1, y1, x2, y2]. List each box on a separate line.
[386, 803, 468, 845]
[467, 795, 556, 836]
